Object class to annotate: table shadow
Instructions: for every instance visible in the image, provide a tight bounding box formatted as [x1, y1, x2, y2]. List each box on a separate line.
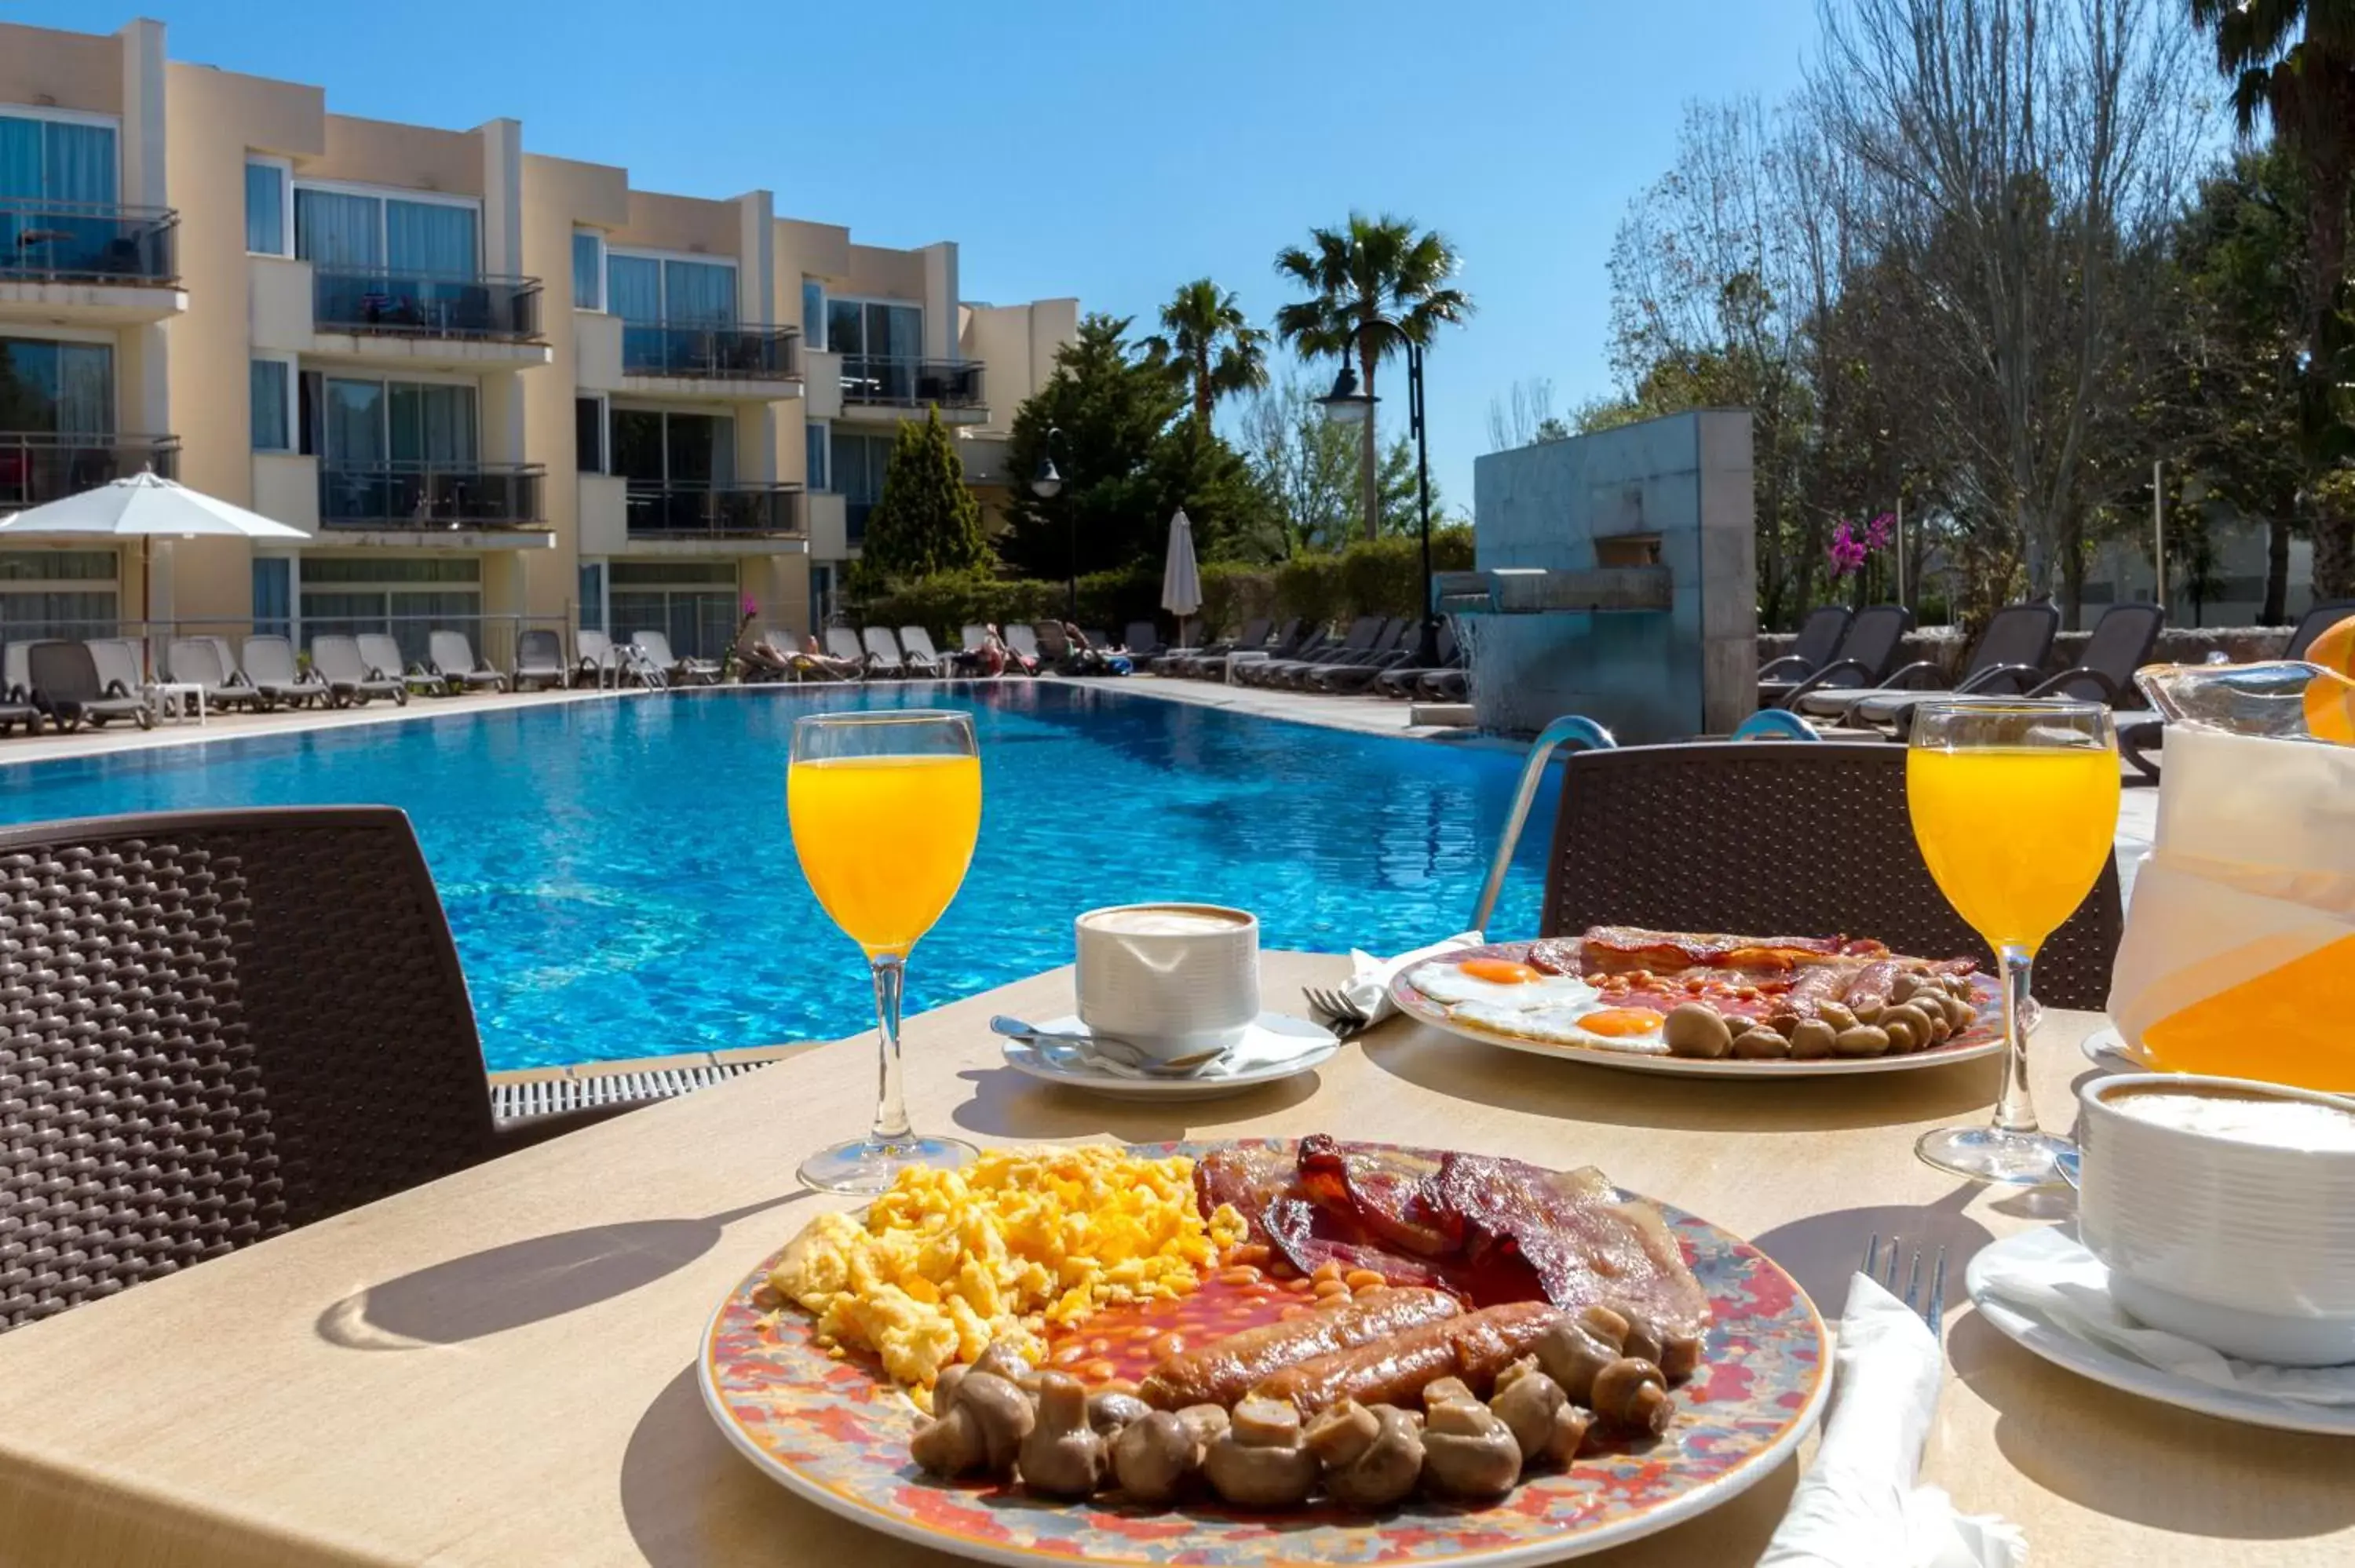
[316, 1191, 813, 1349]
[950, 1064, 1320, 1143]
[1950, 1311, 2355, 1540]
[1360, 1026, 1999, 1133]
[1744, 1184, 1992, 1322]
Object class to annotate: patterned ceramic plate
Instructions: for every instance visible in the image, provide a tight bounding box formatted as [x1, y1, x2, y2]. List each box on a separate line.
[1391, 941, 2019, 1079]
[699, 1138, 1831, 1567]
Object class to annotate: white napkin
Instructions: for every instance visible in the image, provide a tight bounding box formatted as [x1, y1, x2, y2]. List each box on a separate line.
[1758, 1274, 2026, 1568]
[1342, 931, 1484, 1024]
[1974, 1226, 2355, 1404]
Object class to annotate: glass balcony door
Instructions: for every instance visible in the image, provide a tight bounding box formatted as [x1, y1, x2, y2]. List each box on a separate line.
[612, 407, 735, 533]
[827, 300, 923, 402]
[319, 377, 480, 523]
[298, 187, 487, 333]
[610, 254, 739, 374]
[1, 114, 122, 278]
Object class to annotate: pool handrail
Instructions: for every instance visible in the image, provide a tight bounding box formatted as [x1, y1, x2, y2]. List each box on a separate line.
[1468, 714, 1617, 935]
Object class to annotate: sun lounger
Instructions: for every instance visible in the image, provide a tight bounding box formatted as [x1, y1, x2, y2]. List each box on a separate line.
[1758, 606, 1855, 708]
[86, 639, 148, 700]
[239, 635, 332, 709]
[1288, 619, 1410, 689]
[1163, 617, 1272, 677]
[1802, 603, 2059, 728]
[1242, 617, 1384, 687]
[1769, 604, 1911, 712]
[1123, 621, 1167, 663]
[165, 638, 262, 712]
[3, 642, 35, 706]
[633, 630, 720, 685]
[897, 626, 947, 676]
[310, 634, 410, 707]
[2120, 598, 2355, 782]
[1002, 623, 1045, 674]
[513, 629, 567, 691]
[29, 641, 153, 731]
[860, 627, 910, 677]
[822, 626, 874, 679]
[356, 633, 422, 696]
[575, 629, 628, 687]
[428, 629, 508, 695]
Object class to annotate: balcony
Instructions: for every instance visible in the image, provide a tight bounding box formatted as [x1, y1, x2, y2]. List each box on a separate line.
[0, 200, 184, 323]
[318, 462, 547, 532]
[624, 324, 798, 382]
[839, 356, 984, 417]
[0, 432, 179, 509]
[624, 483, 805, 545]
[313, 268, 543, 342]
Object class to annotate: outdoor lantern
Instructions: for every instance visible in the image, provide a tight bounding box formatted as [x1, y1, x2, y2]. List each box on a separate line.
[1318, 363, 1375, 425]
[1029, 455, 1063, 500]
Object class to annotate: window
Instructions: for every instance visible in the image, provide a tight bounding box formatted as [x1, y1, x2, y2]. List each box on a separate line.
[251, 556, 291, 638]
[805, 421, 827, 490]
[572, 231, 604, 310]
[299, 556, 481, 668]
[0, 113, 118, 203]
[244, 159, 289, 255]
[0, 549, 117, 643]
[809, 563, 834, 627]
[250, 359, 290, 451]
[0, 337, 115, 436]
[294, 186, 479, 275]
[578, 561, 606, 633]
[608, 560, 737, 661]
[606, 253, 736, 326]
[830, 429, 892, 544]
[801, 279, 825, 348]
[610, 409, 733, 487]
[575, 396, 606, 473]
[824, 299, 921, 360]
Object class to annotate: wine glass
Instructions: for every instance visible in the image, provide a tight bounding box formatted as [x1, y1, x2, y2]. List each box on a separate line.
[787, 709, 982, 1193]
[1907, 698, 2120, 1186]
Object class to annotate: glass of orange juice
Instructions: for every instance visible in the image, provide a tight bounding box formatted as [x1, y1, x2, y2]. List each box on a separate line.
[788, 708, 983, 1193]
[1908, 698, 2120, 1186]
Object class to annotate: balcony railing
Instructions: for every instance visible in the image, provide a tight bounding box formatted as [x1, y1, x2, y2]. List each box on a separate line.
[319, 462, 547, 530]
[621, 323, 800, 381]
[0, 200, 179, 286]
[624, 483, 805, 539]
[312, 268, 544, 341]
[839, 356, 983, 409]
[0, 432, 180, 509]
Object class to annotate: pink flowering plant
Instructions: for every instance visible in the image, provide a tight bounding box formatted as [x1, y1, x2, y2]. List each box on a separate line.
[1825, 512, 1894, 578]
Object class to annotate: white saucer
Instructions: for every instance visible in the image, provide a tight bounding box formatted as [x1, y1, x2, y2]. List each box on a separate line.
[999, 1012, 1340, 1099]
[1965, 1229, 2355, 1437]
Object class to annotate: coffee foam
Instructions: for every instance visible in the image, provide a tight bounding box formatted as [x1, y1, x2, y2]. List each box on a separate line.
[2108, 1085, 2355, 1154]
[1082, 906, 1249, 937]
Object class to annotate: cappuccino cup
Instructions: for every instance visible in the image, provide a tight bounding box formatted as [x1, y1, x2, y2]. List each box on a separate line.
[1075, 903, 1259, 1062]
[2078, 1073, 2355, 1365]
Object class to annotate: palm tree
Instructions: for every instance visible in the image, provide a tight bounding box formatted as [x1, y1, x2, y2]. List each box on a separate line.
[1274, 214, 1473, 542]
[1145, 279, 1270, 432]
[2191, 0, 2355, 597]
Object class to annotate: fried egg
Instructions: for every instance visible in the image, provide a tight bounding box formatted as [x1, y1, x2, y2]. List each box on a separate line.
[1449, 1001, 1673, 1054]
[1409, 956, 1598, 1012]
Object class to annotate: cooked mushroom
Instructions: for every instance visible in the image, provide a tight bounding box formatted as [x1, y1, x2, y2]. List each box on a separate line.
[1174, 1402, 1231, 1451]
[932, 1363, 969, 1415]
[1019, 1371, 1108, 1498]
[1617, 1311, 1703, 1383]
[909, 1369, 1034, 1479]
[1202, 1395, 1319, 1508]
[971, 1340, 1033, 1384]
[1619, 1316, 1666, 1369]
[1532, 1315, 1622, 1405]
[1589, 1358, 1675, 1438]
[1578, 1304, 1630, 1347]
[1420, 1376, 1477, 1409]
[1111, 1409, 1199, 1504]
[1490, 1358, 1582, 1468]
[1087, 1389, 1151, 1439]
[1419, 1390, 1523, 1501]
[1305, 1399, 1426, 1510]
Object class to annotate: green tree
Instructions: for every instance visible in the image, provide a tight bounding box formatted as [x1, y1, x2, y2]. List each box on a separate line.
[2191, 0, 2355, 597]
[1144, 279, 1269, 430]
[859, 407, 990, 582]
[999, 314, 1273, 579]
[1274, 213, 1473, 542]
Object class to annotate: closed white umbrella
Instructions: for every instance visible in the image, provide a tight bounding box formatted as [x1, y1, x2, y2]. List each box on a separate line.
[1159, 508, 1202, 650]
[0, 469, 306, 625]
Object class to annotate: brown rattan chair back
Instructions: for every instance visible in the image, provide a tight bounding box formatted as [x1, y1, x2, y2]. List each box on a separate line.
[1541, 742, 2121, 1009]
[0, 807, 502, 1332]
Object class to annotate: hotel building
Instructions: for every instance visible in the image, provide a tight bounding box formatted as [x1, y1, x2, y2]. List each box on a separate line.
[0, 17, 1077, 663]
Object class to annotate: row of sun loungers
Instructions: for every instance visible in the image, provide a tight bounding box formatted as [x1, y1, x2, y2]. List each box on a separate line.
[1146, 615, 1465, 699]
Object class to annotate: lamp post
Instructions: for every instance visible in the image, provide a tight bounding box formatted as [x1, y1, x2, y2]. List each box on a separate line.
[1319, 336, 1440, 666]
[1029, 426, 1074, 621]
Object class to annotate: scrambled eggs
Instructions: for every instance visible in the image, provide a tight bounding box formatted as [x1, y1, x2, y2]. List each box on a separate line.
[771, 1146, 1246, 1402]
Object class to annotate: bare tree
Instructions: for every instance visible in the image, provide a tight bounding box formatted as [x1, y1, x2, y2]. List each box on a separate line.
[1484, 377, 1567, 450]
[1809, 0, 2207, 598]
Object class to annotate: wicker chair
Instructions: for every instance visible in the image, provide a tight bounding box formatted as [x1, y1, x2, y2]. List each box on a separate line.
[1541, 742, 2122, 1010]
[0, 807, 615, 1333]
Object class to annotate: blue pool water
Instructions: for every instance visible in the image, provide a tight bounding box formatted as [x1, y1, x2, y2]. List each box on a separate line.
[0, 686, 1556, 1070]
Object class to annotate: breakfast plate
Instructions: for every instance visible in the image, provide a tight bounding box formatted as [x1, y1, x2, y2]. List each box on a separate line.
[1965, 1229, 2355, 1438]
[1000, 1012, 1339, 1099]
[1390, 937, 2019, 1079]
[700, 1137, 1832, 1567]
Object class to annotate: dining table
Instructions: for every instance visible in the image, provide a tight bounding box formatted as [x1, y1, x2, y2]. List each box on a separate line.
[0, 950, 2346, 1566]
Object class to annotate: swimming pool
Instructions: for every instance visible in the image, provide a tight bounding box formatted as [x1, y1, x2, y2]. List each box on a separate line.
[0, 685, 1557, 1070]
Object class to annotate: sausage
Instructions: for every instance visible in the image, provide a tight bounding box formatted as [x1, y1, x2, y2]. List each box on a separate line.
[1842, 960, 1906, 1012]
[1249, 1302, 1563, 1415]
[1138, 1288, 1461, 1411]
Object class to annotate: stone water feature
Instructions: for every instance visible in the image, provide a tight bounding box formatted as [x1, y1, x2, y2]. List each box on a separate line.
[1437, 409, 1756, 743]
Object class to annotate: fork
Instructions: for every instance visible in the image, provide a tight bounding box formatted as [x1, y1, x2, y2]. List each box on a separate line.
[1863, 1233, 1948, 1343]
[1302, 985, 1371, 1038]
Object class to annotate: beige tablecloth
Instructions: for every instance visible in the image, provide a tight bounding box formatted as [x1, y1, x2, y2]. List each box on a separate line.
[0, 952, 2347, 1566]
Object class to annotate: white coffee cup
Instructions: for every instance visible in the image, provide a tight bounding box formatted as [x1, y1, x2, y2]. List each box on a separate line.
[1074, 903, 1260, 1062]
[2077, 1072, 2355, 1365]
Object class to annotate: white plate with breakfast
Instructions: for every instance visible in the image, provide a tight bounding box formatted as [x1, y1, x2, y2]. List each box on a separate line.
[1388, 928, 2019, 1078]
[701, 1136, 1831, 1566]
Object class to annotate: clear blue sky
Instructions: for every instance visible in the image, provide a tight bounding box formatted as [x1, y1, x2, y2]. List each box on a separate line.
[25, 0, 1820, 507]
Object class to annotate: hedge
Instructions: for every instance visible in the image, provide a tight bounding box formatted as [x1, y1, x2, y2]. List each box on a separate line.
[850, 528, 1475, 646]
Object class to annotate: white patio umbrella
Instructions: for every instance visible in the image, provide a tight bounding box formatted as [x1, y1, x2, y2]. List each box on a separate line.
[1159, 507, 1202, 651]
[0, 469, 307, 625]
